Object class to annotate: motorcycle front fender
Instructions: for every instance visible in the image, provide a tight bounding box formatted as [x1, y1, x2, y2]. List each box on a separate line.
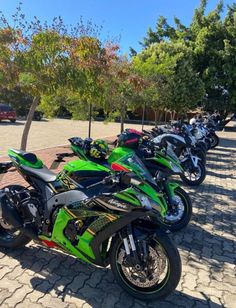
[191, 155, 200, 167]
[181, 155, 199, 168]
[167, 182, 180, 197]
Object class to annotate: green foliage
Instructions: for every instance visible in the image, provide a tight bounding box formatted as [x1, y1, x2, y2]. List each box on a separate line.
[3, 0, 236, 131]
[137, 0, 236, 113]
[132, 42, 205, 113]
[0, 87, 32, 115]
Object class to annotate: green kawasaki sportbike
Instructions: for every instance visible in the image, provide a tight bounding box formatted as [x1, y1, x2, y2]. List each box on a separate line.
[0, 149, 181, 301]
[58, 136, 192, 232]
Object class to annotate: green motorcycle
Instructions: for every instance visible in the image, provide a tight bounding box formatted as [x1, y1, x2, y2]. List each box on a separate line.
[58, 137, 192, 232]
[0, 148, 181, 301]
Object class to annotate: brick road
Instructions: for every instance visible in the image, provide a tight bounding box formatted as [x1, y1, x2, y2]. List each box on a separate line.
[0, 131, 235, 308]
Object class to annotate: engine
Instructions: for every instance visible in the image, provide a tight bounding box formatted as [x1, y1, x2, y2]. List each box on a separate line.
[21, 198, 42, 225]
[5, 187, 43, 226]
[64, 219, 84, 244]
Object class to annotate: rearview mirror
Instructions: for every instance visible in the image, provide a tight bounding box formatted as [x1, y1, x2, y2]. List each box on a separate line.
[120, 172, 143, 186]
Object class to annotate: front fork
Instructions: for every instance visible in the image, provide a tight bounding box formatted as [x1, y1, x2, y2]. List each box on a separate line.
[157, 176, 179, 211]
[121, 225, 143, 266]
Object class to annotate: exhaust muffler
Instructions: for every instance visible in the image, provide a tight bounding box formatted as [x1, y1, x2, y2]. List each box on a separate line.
[0, 194, 38, 240]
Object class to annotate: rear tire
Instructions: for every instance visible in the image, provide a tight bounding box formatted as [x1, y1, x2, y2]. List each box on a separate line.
[0, 185, 31, 248]
[0, 226, 30, 248]
[110, 229, 181, 301]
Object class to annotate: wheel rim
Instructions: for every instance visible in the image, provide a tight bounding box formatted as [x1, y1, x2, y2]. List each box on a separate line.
[0, 221, 21, 241]
[184, 165, 201, 182]
[116, 239, 169, 291]
[164, 195, 185, 223]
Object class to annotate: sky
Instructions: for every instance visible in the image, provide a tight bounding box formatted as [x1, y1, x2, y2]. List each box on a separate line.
[0, 0, 234, 54]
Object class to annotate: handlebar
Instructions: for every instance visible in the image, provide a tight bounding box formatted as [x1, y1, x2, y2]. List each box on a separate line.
[86, 175, 119, 189]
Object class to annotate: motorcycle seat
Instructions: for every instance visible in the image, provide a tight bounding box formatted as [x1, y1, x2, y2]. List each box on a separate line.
[21, 165, 57, 182]
[10, 149, 38, 164]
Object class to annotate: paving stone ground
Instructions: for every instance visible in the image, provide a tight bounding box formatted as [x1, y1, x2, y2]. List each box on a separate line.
[0, 131, 235, 308]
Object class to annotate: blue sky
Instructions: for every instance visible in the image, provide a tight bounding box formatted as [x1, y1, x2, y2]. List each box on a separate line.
[0, 0, 234, 54]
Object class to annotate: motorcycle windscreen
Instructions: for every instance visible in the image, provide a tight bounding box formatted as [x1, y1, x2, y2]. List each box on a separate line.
[115, 153, 156, 185]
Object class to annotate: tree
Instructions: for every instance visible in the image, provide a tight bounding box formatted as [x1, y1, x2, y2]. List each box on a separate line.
[65, 36, 114, 137]
[0, 87, 32, 115]
[18, 29, 81, 150]
[102, 55, 146, 132]
[132, 41, 205, 118]
[136, 0, 236, 114]
[222, 3, 236, 113]
[0, 3, 108, 149]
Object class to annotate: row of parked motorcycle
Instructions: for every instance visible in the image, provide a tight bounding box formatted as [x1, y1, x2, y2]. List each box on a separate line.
[0, 119, 219, 301]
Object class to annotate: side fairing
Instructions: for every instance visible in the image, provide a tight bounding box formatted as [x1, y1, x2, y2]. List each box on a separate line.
[107, 147, 133, 164]
[71, 144, 89, 160]
[49, 196, 120, 264]
[63, 159, 111, 174]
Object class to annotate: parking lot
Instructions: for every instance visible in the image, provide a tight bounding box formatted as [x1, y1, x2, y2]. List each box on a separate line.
[0, 130, 235, 307]
[0, 119, 144, 157]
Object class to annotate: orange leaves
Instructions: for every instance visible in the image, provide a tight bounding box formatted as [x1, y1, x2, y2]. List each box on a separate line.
[128, 74, 149, 92]
[0, 28, 15, 45]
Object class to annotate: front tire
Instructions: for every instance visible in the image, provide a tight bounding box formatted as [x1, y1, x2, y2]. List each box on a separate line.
[210, 134, 219, 148]
[192, 148, 206, 165]
[205, 138, 211, 151]
[162, 187, 192, 232]
[180, 161, 206, 186]
[110, 230, 181, 301]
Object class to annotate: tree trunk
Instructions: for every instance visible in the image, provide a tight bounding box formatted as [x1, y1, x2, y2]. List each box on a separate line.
[20, 97, 39, 151]
[120, 101, 126, 133]
[158, 109, 164, 123]
[154, 110, 158, 126]
[141, 103, 146, 131]
[172, 111, 176, 121]
[88, 102, 92, 138]
[164, 110, 167, 123]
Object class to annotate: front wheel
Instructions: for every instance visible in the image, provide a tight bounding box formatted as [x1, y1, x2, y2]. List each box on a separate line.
[192, 148, 206, 165]
[210, 134, 219, 148]
[162, 187, 192, 232]
[180, 161, 206, 186]
[205, 138, 211, 151]
[110, 230, 181, 301]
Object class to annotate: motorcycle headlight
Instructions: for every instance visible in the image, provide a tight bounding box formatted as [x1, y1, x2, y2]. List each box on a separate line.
[195, 131, 203, 139]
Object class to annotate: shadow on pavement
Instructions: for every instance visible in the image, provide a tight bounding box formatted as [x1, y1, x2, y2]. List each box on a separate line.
[0, 245, 223, 308]
[207, 169, 236, 180]
[219, 137, 236, 149]
[0, 121, 24, 126]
